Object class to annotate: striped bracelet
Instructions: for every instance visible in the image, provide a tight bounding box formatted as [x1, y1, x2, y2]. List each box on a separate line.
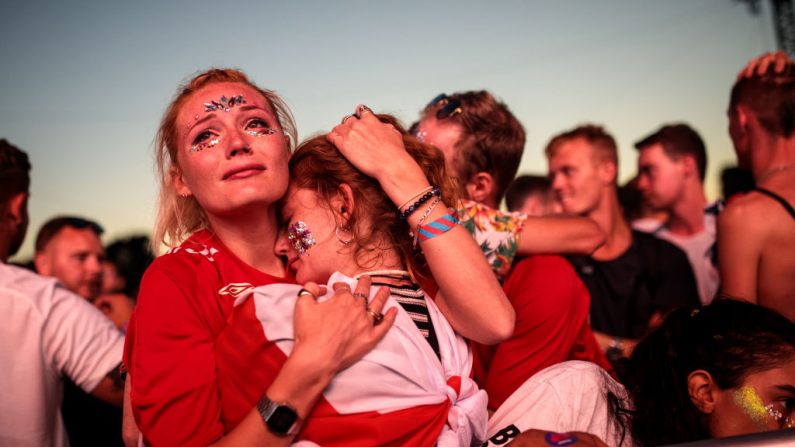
[416, 210, 459, 243]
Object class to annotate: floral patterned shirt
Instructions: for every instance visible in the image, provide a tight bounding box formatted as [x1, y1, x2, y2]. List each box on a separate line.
[457, 199, 527, 281]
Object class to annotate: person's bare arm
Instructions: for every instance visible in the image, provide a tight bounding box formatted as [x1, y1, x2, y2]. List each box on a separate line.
[329, 108, 514, 344]
[593, 331, 638, 359]
[717, 198, 762, 302]
[122, 377, 140, 447]
[90, 365, 125, 407]
[518, 215, 605, 255]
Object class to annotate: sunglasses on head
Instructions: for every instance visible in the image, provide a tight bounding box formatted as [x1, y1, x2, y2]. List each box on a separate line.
[426, 94, 462, 120]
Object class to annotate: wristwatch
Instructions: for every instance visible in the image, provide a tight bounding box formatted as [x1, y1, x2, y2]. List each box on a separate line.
[257, 395, 302, 436]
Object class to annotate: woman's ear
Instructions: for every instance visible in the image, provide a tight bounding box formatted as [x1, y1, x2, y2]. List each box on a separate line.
[333, 184, 356, 225]
[170, 166, 192, 197]
[688, 370, 717, 414]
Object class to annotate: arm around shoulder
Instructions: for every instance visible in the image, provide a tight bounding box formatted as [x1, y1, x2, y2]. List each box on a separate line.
[518, 215, 605, 256]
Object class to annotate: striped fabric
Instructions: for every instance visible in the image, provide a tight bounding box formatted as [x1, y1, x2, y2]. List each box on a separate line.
[372, 279, 441, 359]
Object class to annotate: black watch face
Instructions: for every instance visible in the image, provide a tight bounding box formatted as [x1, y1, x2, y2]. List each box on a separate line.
[268, 405, 298, 434]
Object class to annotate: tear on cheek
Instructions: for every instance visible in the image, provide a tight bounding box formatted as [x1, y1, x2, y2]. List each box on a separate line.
[287, 221, 316, 255]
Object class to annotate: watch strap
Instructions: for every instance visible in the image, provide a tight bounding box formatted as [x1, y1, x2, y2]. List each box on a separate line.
[257, 395, 302, 436]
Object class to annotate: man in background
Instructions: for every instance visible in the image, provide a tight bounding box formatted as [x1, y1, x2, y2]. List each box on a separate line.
[634, 123, 720, 305]
[0, 139, 124, 446]
[545, 125, 699, 362]
[416, 92, 610, 410]
[35, 216, 105, 301]
[719, 51, 795, 321]
[34, 216, 129, 446]
[505, 175, 562, 216]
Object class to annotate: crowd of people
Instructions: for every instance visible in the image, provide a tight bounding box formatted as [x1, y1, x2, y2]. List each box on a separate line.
[1, 50, 794, 447]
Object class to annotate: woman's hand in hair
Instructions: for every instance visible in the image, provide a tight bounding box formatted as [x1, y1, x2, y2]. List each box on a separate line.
[328, 106, 431, 208]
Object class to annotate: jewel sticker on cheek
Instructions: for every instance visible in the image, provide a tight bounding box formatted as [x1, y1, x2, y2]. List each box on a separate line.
[287, 221, 316, 255]
[765, 404, 794, 429]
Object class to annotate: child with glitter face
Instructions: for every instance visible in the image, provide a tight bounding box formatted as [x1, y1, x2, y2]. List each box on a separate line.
[123, 69, 511, 446]
[616, 298, 795, 445]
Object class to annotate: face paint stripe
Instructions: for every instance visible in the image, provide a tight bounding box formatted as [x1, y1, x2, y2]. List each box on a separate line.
[733, 386, 773, 430]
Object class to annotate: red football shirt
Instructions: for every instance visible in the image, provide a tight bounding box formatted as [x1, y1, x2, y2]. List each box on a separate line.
[475, 255, 612, 410]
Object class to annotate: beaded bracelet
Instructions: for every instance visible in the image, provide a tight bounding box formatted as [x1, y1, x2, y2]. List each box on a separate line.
[416, 210, 459, 244]
[398, 186, 434, 213]
[399, 186, 440, 220]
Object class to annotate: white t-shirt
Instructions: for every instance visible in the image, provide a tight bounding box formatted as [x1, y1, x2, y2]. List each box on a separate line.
[485, 361, 633, 447]
[0, 263, 125, 447]
[655, 206, 719, 305]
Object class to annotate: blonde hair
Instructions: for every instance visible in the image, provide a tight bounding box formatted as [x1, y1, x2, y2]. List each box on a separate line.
[544, 124, 619, 183]
[152, 68, 297, 252]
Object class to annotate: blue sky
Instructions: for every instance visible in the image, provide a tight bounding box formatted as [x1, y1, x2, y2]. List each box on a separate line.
[0, 0, 775, 261]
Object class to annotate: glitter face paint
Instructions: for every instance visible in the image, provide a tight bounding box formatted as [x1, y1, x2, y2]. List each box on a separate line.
[246, 128, 277, 138]
[287, 221, 316, 255]
[765, 403, 794, 429]
[188, 121, 276, 154]
[415, 130, 427, 143]
[733, 386, 774, 430]
[190, 136, 221, 153]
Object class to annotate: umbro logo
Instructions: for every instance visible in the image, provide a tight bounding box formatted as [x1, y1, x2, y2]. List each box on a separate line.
[218, 283, 255, 298]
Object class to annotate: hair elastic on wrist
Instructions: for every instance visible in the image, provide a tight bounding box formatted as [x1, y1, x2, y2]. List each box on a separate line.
[399, 187, 440, 220]
[416, 210, 459, 244]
